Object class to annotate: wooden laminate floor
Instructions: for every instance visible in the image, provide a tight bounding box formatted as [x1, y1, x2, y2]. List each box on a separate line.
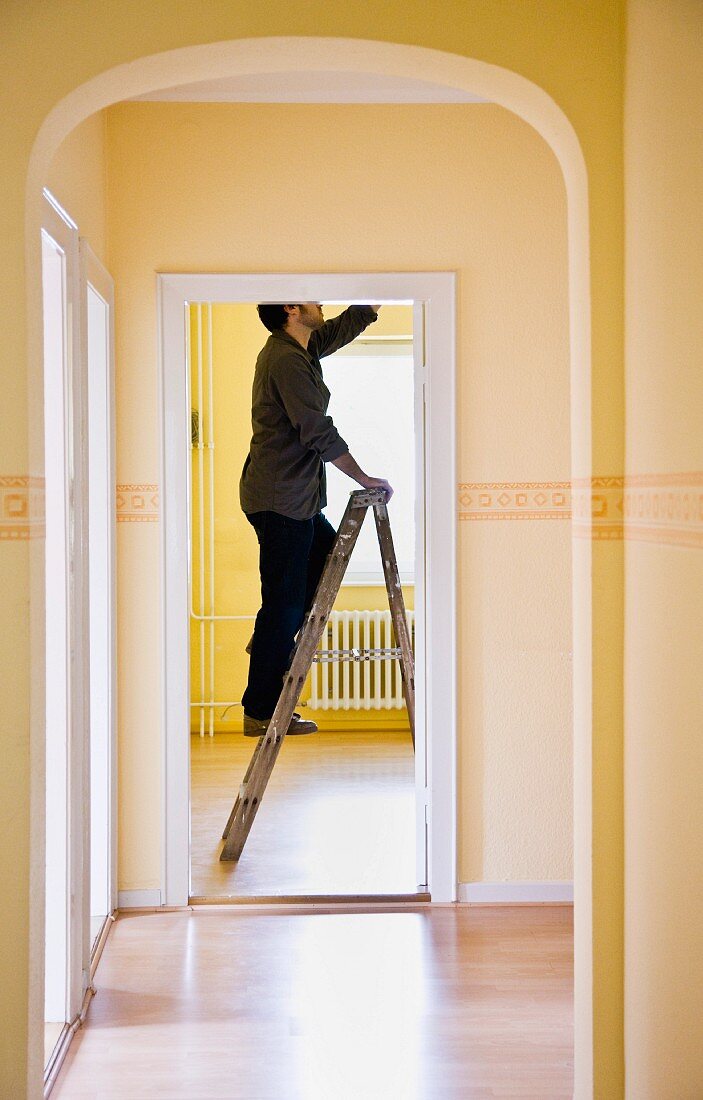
[190, 729, 418, 898]
[52, 906, 574, 1099]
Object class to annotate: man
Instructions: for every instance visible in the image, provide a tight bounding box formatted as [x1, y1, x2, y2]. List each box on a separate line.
[240, 302, 393, 736]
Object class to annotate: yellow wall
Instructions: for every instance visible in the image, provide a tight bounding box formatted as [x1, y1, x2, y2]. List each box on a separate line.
[105, 99, 572, 890]
[45, 112, 108, 266]
[624, 1, 703, 1095]
[188, 303, 414, 734]
[1, 5, 627, 1096]
[5, 105, 108, 1098]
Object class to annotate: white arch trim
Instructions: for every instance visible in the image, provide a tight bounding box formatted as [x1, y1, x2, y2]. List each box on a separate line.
[26, 33, 593, 1092]
[27, 35, 591, 494]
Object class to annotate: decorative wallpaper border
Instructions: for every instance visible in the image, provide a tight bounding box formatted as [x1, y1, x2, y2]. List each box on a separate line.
[572, 476, 624, 541]
[459, 476, 703, 548]
[116, 484, 159, 522]
[0, 476, 45, 540]
[458, 482, 571, 521]
[623, 473, 703, 549]
[2, 475, 700, 547]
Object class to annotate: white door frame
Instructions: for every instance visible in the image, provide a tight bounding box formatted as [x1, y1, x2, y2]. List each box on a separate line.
[79, 241, 119, 935]
[159, 272, 456, 904]
[41, 194, 118, 1051]
[41, 192, 90, 1025]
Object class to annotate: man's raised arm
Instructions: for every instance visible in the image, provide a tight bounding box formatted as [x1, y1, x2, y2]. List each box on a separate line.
[310, 304, 380, 359]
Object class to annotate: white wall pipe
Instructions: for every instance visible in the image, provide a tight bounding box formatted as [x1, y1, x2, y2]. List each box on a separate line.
[190, 613, 255, 621]
[187, 308, 258, 730]
[207, 304, 215, 737]
[197, 305, 205, 737]
[190, 701, 241, 708]
[189, 307, 255, 730]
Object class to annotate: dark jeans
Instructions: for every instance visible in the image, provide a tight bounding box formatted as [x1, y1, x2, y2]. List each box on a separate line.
[241, 510, 337, 720]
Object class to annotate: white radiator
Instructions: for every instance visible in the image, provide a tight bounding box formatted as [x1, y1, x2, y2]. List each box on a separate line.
[307, 610, 414, 711]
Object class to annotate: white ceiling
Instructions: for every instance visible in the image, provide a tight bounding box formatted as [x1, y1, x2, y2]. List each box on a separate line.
[132, 71, 486, 104]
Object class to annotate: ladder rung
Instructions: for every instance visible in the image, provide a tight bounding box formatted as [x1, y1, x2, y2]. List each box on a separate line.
[312, 647, 403, 662]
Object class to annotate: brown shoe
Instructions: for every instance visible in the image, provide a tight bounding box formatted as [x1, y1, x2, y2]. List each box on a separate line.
[243, 712, 318, 737]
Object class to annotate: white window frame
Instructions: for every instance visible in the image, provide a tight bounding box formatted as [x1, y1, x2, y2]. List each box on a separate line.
[159, 272, 457, 903]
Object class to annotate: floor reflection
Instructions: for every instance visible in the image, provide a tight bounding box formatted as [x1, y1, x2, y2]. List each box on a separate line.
[190, 728, 418, 897]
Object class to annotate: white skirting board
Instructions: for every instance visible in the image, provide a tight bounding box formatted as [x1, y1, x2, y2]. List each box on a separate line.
[458, 882, 573, 904]
[118, 889, 162, 909]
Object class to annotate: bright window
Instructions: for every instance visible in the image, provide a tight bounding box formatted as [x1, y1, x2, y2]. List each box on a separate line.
[324, 345, 415, 583]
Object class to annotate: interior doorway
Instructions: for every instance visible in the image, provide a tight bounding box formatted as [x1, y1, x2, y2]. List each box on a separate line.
[27, 33, 595, 1090]
[160, 272, 457, 906]
[186, 300, 420, 899]
[41, 193, 118, 1086]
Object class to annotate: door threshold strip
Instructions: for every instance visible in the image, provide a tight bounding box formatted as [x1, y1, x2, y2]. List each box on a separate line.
[188, 892, 431, 908]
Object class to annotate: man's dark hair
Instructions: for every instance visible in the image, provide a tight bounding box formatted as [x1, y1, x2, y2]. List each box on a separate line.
[257, 303, 292, 333]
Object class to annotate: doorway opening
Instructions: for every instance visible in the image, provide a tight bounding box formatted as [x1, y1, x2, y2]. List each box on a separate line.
[28, 32, 593, 1091]
[187, 300, 421, 899]
[40, 192, 118, 1085]
[159, 271, 457, 906]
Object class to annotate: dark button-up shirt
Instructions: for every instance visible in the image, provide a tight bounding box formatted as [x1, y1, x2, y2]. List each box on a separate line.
[239, 305, 378, 519]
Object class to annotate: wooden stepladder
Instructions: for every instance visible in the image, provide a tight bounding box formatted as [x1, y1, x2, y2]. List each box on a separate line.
[220, 487, 415, 862]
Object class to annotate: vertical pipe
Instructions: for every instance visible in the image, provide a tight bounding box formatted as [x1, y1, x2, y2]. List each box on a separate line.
[383, 611, 389, 708]
[207, 304, 215, 738]
[384, 611, 392, 709]
[310, 633, 318, 710]
[373, 610, 382, 710]
[338, 611, 343, 709]
[186, 309, 193, 733]
[379, 612, 385, 710]
[407, 611, 415, 709]
[310, 656, 317, 710]
[197, 305, 205, 737]
[391, 610, 398, 709]
[395, 609, 404, 708]
[342, 611, 349, 710]
[363, 611, 371, 710]
[321, 613, 329, 710]
[352, 612, 360, 708]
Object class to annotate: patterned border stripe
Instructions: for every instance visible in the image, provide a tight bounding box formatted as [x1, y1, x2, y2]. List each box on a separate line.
[572, 476, 624, 540]
[4, 475, 701, 546]
[625, 471, 703, 487]
[116, 484, 159, 522]
[458, 475, 703, 547]
[0, 476, 45, 540]
[624, 474, 703, 549]
[458, 481, 571, 521]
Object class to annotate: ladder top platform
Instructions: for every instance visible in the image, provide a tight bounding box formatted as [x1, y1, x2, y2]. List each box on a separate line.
[347, 487, 392, 506]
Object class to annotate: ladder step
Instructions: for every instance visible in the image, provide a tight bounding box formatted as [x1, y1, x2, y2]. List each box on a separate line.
[312, 647, 404, 662]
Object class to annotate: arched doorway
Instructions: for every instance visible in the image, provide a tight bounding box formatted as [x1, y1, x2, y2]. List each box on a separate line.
[27, 35, 592, 1091]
